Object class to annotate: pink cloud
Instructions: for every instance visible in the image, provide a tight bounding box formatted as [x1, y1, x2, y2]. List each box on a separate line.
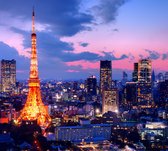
[16, 70, 28, 73]
[66, 60, 99, 70]
[66, 59, 133, 70]
[0, 11, 49, 58]
[0, 26, 30, 57]
[66, 69, 79, 73]
[65, 58, 166, 71]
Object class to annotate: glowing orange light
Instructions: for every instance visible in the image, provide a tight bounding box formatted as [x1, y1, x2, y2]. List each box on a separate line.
[16, 10, 51, 129]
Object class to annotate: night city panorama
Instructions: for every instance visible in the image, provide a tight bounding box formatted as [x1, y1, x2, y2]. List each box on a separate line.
[0, 0, 168, 151]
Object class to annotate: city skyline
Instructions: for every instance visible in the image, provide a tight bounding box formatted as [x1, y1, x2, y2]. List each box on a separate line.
[0, 0, 168, 80]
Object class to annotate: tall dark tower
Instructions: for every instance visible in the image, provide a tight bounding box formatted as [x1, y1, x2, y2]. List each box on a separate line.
[132, 63, 138, 82]
[152, 70, 155, 82]
[16, 10, 51, 129]
[86, 75, 97, 96]
[100, 60, 112, 94]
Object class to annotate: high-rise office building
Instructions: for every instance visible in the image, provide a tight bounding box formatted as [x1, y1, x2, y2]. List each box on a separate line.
[1, 59, 16, 92]
[86, 75, 97, 96]
[138, 59, 152, 104]
[164, 72, 168, 81]
[132, 63, 138, 82]
[100, 60, 112, 94]
[158, 80, 168, 101]
[137, 82, 152, 103]
[125, 82, 137, 107]
[133, 59, 152, 83]
[132, 59, 152, 106]
[138, 59, 152, 83]
[152, 70, 155, 83]
[102, 88, 118, 114]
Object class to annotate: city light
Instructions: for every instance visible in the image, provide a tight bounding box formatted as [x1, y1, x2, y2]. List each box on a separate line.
[114, 109, 119, 113]
[95, 108, 100, 114]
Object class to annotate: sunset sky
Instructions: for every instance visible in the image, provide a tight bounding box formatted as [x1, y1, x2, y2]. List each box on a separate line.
[0, 0, 168, 80]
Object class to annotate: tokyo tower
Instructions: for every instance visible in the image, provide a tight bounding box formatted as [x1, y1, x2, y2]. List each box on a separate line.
[16, 10, 51, 128]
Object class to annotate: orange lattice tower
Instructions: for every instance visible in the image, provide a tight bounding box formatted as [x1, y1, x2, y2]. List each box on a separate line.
[16, 10, 51, 128]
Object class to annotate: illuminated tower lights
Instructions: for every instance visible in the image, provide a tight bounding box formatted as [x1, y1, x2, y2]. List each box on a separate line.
[16, 10, 51, 128]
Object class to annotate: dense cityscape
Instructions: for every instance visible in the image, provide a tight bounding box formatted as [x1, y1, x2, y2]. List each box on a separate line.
[0, 1, 168, 151]
[0, 26, 168, 150]
[1, 51, 168, 151]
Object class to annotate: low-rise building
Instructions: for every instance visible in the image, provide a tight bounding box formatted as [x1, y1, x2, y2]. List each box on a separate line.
[55, 120, 111, 143]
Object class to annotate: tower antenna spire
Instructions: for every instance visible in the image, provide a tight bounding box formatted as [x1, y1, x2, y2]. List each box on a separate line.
[32, 7, 35, 33]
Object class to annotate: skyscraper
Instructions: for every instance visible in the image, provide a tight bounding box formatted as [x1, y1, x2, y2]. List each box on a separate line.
[1, 59, 16, 92]
[100, 60, 112, 94]
[164, 72, 168, 80]
[16, 10, 51, 128]
[100, 60, 118, 114]
[102, 88, 118, 114]
[152, 70, 155, 83]
[158, 80, 168, 104]
[132, 59, 152, 106]
[125, 82, 137, 107]
[86, 75, 97, 96]
[138, 59, 152, 83]
[132, 63, 138, 82]
[132, 59, 152, 84]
